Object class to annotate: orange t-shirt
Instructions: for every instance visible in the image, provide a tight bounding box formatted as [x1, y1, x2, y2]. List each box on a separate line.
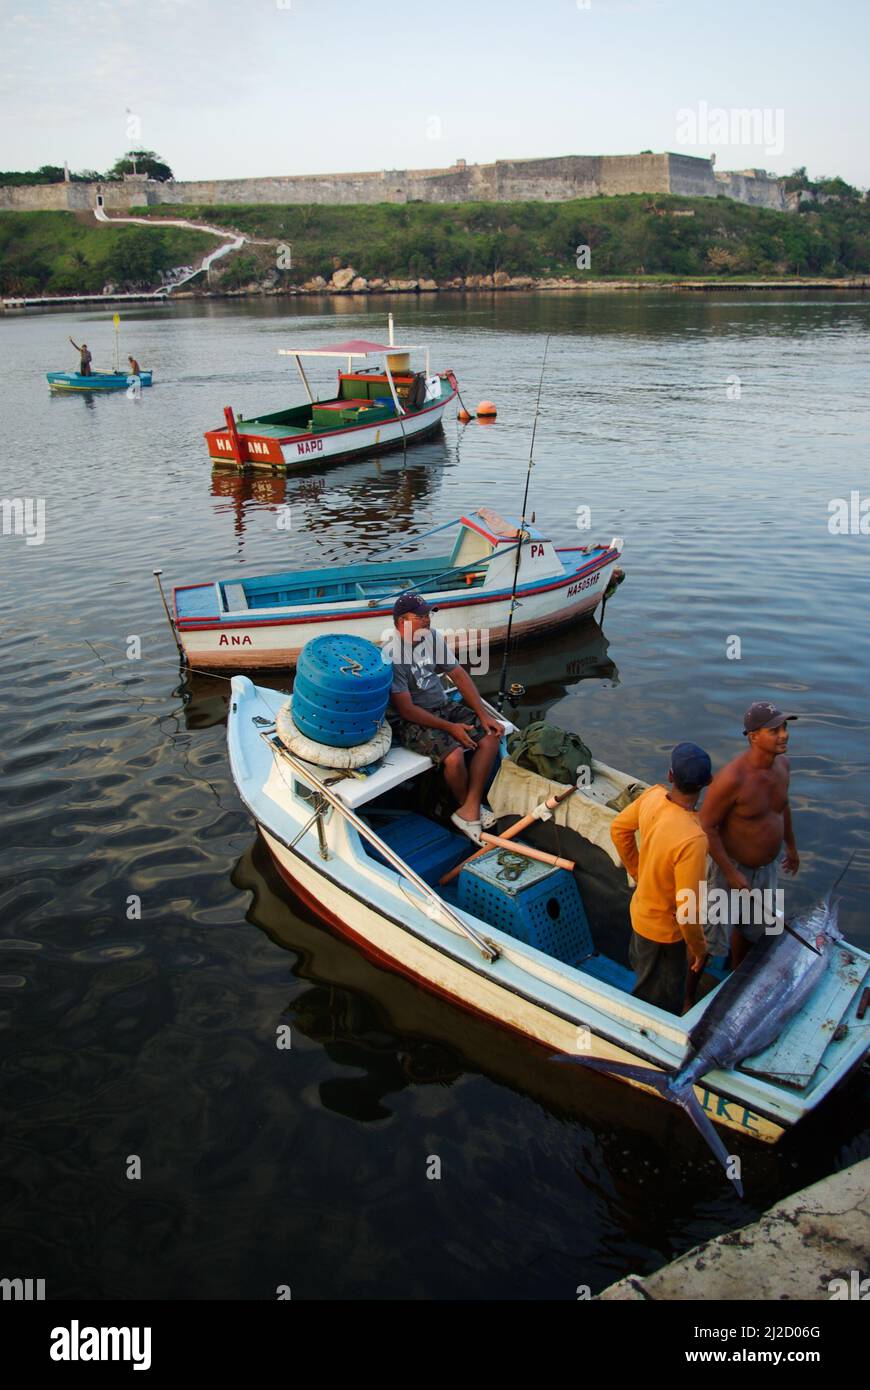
[610, 785, 708, 954]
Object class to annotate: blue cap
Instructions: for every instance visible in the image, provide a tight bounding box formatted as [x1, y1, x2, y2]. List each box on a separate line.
[670, 742, 713, 787]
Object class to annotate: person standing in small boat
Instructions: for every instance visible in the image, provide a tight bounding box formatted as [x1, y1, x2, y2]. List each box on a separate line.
[383, 594, 503, 844]
[610, 743, 712, 1015]
[127, 355, 140, 376]
[69, 337, 92, 376]
[700, 701, 799, 968]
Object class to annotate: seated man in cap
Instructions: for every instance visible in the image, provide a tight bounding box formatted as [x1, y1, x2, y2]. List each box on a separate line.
[610, 744, 712, 1015]
[384, 594, 504, 844]
[700, 702, 799, 969]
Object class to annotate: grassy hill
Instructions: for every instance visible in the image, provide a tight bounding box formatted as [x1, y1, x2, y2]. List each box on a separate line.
[2, 192, 869, 294]
[133, 193, 870, 283]
[0, 211, 215, 294]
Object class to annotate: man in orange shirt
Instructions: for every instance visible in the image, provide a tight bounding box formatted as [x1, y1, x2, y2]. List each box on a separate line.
[610, 743, 712, 1015]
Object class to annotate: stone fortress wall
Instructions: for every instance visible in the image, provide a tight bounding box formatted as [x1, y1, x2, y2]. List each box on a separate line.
[0, 152, 788, 212]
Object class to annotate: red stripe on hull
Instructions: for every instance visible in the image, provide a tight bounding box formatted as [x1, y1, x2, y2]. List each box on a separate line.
[182, 588, 608, 670]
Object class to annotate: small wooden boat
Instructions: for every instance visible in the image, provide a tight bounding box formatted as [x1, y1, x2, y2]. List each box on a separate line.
[204, 319, 456, 469]
[47, 369, 153, 393]
[172, 507, 624, 671]
[227, 675, 870, 1162]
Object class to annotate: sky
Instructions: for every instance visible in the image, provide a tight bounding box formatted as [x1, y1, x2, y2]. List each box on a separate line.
[1, 0, 868, 186]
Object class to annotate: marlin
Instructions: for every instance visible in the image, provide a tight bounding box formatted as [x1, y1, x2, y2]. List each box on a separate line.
[559, 885, 847, 1198]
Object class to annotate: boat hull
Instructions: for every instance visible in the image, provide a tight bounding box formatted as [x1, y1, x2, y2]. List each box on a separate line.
[206, 388, 455, 470]
[260, 825, 786, 1145]
[47, 370, 153, 392]
[227, 676, 870, 1156]
[176, 550, 619, 671]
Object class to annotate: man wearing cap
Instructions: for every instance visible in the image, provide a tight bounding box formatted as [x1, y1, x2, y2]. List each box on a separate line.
[609, 744, 712, 1015]
[384, 594, 504, 844]
[700, 702, 799, 968]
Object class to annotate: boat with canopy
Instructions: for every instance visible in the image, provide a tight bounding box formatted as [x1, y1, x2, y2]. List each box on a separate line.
[204, 316, 457, 469]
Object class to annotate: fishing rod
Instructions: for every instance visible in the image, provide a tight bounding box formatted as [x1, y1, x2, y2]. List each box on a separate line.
[496, 335, 550, 712]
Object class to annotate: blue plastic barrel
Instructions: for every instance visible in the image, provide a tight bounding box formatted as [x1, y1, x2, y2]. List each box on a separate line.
[292, 634, 393, 747]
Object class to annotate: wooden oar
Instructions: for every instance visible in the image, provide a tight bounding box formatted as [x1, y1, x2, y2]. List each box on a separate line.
[439, 783, 578, 886]
[478, 832, 574, 871]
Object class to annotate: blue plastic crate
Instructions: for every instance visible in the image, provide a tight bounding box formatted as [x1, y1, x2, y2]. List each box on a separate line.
[366, 814, 470, 886]
[457, 851, 593, 965]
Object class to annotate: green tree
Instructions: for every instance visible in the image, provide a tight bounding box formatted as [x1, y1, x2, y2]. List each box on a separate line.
[108, 150, 174, 181]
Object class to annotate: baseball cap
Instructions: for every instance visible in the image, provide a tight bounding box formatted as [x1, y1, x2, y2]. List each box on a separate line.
[393, 592, 434, 620]
[670, 742, 713, 787]
[743, 702, 798, 735]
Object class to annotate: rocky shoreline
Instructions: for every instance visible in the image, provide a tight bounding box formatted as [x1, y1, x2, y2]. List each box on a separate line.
[216, 267, 870, 298]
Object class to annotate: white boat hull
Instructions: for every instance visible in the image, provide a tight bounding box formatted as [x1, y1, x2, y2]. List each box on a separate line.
[260, 823, 786, 1144]
[180, 554, 619, 670]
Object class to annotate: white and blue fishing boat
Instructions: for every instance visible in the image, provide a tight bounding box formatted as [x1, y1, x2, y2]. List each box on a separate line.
[47, 369, 153, 393]
[172, 507, 624, 671]
[226, 645, 870, 1188]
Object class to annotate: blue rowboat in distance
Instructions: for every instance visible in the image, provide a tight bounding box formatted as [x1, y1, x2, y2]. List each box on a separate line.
[47, 369, 153, 393]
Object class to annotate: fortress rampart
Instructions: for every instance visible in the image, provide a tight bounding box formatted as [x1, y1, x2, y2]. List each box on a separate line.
[0, 152, 788, 212]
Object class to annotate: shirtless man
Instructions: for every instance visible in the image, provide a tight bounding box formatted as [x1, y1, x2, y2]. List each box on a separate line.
[700, 701, 799, 966]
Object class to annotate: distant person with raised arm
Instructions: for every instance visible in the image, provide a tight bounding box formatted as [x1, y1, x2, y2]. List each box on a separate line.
[69, 337, 92, 375]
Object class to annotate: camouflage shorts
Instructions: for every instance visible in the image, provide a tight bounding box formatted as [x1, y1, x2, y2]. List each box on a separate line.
[390, 700, 487, 764]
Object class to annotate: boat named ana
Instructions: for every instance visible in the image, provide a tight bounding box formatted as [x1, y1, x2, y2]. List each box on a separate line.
[172, 508, 624, 671]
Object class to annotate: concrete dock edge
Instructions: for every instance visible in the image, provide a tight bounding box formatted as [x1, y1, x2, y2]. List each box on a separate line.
[598, 1157, 870, 1300]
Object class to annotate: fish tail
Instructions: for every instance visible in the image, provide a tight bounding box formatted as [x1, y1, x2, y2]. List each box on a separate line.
[671, 1083, 745, 1199]
[556, 1054, 745, 1197]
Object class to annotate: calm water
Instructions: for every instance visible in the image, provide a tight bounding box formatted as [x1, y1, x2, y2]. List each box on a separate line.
[1, 293, 869, 1300]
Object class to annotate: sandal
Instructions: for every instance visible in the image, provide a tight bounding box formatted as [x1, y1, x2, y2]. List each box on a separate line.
[451, 811, 482, 845]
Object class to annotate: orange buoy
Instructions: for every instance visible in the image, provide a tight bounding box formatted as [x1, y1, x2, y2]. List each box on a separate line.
[476, 400, 497, 419]
[457, 407, 472, 423]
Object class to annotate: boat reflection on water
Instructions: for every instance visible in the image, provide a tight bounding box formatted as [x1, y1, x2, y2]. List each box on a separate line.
[177, 616, 619, 733]
[475, 617, 620, 728]
[210, 436, 450, 552]
[231, 834, 870, 1217]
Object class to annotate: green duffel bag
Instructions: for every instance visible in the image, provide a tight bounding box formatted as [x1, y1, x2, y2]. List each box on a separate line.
[507, 721, 594, 786]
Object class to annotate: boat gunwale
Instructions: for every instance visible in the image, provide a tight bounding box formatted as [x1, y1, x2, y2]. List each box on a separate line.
[174, 547, 620, 630]
[204, 377, 456, 450]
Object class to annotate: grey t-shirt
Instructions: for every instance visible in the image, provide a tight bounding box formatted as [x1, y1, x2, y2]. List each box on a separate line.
[384, 628, 459, 711]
